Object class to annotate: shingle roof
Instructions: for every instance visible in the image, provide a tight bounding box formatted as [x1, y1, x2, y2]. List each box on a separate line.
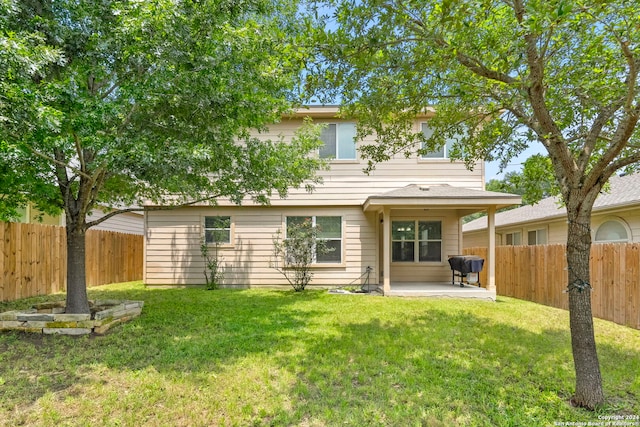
[463, 173, 640, 232]
[371, 184, 521, 200]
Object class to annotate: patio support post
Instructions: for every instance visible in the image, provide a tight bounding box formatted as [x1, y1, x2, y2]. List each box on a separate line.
[383, 207, 391, 294]
[458, 214, 464, 254]
[487, 205, 496, 291]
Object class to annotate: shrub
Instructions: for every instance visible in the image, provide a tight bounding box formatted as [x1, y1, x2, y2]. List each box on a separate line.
[201, 238, 225, 290]
[271, 218, 331, 291]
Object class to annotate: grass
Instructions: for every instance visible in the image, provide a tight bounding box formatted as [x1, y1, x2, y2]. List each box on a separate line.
[0, 282, 639, 426]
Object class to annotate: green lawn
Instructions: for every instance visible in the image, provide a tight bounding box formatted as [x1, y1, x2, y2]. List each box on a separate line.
[1, 282, 638, 426]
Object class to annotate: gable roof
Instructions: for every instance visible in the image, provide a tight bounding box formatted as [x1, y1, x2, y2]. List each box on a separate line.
[463, 173, 640, 232]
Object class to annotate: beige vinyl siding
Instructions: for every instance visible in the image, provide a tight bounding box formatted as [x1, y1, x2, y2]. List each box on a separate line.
[251, 118, 483, 189]
[144, 206, 378, 287]
[627, 209, 640, 241]
[462, 230, 487, 248]
[148, 117, 486, 210]
[17, 204, 143, 234]
[88, 211, 144, 235]
[187, 176, 486, 209]
[543, 221, 569, 245]
[17, 204, 63, 226]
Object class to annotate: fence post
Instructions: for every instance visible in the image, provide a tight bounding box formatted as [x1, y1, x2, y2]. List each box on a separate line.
[1, 221, 143, 302]
[465, 243, 639, 330]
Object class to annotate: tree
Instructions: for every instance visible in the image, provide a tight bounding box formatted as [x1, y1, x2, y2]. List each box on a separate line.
[464, 155, 556, 222]
[1, 0, 324, 314]
[0, 0, 63, 219]
[201, 237, 225, 291]
[486, 156, 556, 205]
[307, 0, 640, 409]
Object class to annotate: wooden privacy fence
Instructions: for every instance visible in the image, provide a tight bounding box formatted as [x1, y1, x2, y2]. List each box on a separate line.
[464, 244, 640, 330]
[1, 222, 143, 302]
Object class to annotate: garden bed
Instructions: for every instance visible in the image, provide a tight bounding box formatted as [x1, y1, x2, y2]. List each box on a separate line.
[0, 299, 143, 335]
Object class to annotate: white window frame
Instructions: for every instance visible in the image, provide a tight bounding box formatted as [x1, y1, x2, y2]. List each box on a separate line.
[203, 215, 233, 247]
[504, 231, 522, 246]
[285, 215, 343, 265]
[594, 218, 630, 243]
[319, 122, 357, 160]
[419, 123, 457, 159]
[527, 228, 548, 245]
[391, 219, 443, 263]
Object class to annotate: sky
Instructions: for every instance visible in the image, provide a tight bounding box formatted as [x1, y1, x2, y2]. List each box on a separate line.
[484, 142, 545, 182]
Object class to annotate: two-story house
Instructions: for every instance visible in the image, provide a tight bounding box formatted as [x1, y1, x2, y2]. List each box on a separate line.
[143, 106, 521, 295]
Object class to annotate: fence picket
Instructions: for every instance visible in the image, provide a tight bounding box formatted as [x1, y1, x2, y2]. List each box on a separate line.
[1, 222, 142, 302]
[465, 243, 639, 330]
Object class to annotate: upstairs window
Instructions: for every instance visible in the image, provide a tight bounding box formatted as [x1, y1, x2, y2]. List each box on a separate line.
[420, 123, 457, 159]
[319, 123, 357, 160]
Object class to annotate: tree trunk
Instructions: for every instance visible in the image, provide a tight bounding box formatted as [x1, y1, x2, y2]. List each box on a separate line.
[565, 205, 604, 409]
[65, 226, 91, 314]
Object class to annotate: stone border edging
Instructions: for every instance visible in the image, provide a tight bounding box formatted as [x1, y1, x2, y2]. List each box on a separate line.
[0, 300, 144, 335]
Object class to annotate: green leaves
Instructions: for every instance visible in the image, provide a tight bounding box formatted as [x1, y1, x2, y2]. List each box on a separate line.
[307, 0, 640, 408]
[307, 0, 640, 193]
[1, 0, 322, 225]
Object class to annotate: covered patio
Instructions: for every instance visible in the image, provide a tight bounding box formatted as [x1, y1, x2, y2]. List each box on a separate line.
[362, 184, 521, 297]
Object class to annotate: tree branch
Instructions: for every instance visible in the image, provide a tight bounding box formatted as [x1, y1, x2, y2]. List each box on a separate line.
[602, 150, 640, 179]
[577, 99, 625, 171]
[100, 81, 119, 100]
[117, 104, 138, 134]
[512, 0, 578, 186]
[73, 132, 86, 174]
[26, 145, 93, 180]
[452, 50, 518, 86]
[588, 111, 640, 188]
[85, 194, 224, 228]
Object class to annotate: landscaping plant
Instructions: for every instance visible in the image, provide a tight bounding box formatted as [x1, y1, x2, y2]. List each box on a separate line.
[271, 217, 331, 291]
[200, 238, 225, 291]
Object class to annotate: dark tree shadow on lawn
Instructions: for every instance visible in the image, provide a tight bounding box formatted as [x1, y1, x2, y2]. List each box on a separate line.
[266, 309, 638, 426]
[1, 288, 638, 425]
[0, 286, 324, 411]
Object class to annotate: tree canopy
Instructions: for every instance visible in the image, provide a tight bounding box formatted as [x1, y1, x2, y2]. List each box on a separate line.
[308, 0, 640, 183]
[307, 0, 640, 409]
[487, 155, 557, 204]
[1, 0, 322, 220]
[1, 0, 324, 313]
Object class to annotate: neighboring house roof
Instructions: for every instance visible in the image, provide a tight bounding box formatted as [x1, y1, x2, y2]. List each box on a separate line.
[463, 173, 640, 232]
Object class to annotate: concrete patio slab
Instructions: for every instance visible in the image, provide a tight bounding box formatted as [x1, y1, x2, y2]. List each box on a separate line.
[387, 282, 496, 300]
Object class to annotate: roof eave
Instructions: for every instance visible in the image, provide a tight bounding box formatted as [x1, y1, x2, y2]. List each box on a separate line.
[284, 106, 438, 120]
[363, 196, 522, 212]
